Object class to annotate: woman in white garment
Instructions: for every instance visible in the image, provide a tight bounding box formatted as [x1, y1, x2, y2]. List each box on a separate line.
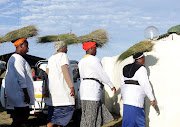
[78, 41, 116, 127]
[45, 41, 75, 127]
[5, 39, 35, 127]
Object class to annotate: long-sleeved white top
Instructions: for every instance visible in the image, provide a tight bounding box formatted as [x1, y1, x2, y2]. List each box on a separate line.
[78, 55, 114, 101]
[121, 66, 155, 108]
[5, 54, 35, 107]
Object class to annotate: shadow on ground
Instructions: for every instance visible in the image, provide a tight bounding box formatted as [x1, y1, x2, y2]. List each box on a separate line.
[0, 103, 122, 127]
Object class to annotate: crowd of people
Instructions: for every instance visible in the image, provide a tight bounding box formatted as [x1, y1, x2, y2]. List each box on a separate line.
[4, 38, 155, 127]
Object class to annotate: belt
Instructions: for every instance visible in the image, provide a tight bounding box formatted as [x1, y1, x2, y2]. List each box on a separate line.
[83, 78, 104, 88]
[124, 80, 139, 85]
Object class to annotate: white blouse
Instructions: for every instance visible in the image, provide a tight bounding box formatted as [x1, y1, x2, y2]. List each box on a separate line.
[78, 55, 114, 101]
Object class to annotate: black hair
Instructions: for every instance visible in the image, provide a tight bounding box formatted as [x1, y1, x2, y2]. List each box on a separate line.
[133, 52, 144, 59]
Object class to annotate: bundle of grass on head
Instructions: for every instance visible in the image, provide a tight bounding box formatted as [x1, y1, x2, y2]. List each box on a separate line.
[0, 36, 3, 43]
[37, 33, 78, 45]
[77, 29, 108, 48]
[117, 40, 154, 62]
[0, 25, 38, 43]
[158, 24, 180, 40]
[168, 24, 180, 34]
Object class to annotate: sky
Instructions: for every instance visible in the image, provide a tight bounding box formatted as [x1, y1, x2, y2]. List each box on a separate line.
[0, 0, 180, 61]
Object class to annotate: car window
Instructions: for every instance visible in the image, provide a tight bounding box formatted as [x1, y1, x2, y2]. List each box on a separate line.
[70, 61, 78, 65]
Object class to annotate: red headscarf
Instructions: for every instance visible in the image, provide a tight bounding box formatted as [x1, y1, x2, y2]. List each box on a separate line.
[14, 38, 26, 47]
[83, 42, 96, 51]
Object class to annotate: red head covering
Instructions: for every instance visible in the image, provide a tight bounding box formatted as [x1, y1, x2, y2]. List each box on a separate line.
[83, 42, 96, 51]
[14, 38, 26, 47]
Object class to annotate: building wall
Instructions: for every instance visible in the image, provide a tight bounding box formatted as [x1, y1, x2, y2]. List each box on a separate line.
[101, 34, 180, 126]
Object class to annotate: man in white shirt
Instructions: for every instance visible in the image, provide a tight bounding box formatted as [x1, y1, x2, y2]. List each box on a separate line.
[78, 41, 116, 127]
[45, 41, 75, 127]
[5, 39, 35, 127]
[121, 52, 155, 127]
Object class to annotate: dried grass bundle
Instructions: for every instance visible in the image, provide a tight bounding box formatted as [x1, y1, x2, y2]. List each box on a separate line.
[168, 24, 180, 34]
[37, 29, 108, 47]
[117, 40, 154, 62]
[157, 33, 170, 40]
[0, 25, 38, 43]
[77, 29, 108, 47]
[158, 25, 180, 40]
[37, 33, 78, 45]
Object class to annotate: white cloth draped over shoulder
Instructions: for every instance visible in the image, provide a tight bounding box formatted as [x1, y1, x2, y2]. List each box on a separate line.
[5, 53, 35, 107]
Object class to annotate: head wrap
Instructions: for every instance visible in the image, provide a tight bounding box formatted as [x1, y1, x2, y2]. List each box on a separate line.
[54, 41, 67, 51]
[83, 42, 96, 51]
[133, 52, 144, 60]
[14, 38, 27, 47]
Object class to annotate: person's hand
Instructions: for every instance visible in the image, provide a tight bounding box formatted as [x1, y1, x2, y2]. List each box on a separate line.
[151, 100, 155, 106]
[24, 94, 30, 104]
[111, 87, 116, 95]
[70, 87, 75, 96]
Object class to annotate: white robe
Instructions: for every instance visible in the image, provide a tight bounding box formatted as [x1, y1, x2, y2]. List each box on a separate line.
[78, 55, 114, 101]
[5, 53, 35, 107]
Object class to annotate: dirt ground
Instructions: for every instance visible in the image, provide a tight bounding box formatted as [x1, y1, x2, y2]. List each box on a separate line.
[0, 103, 122, 127]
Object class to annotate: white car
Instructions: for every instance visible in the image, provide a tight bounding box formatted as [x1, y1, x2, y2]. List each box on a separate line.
[0, 60, 6, 108]
[30, 60, 48, 115]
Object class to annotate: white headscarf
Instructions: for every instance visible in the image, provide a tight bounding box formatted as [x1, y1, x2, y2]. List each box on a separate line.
[54, 41, 67, 51]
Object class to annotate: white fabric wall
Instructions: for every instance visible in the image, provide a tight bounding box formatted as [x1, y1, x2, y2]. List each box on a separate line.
[101, 34, 180, 127]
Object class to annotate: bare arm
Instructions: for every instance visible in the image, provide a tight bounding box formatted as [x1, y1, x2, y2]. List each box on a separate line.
[46, 68, 49, 75]
[61, 64, 74, 96]
[43, 68, 49, 97]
